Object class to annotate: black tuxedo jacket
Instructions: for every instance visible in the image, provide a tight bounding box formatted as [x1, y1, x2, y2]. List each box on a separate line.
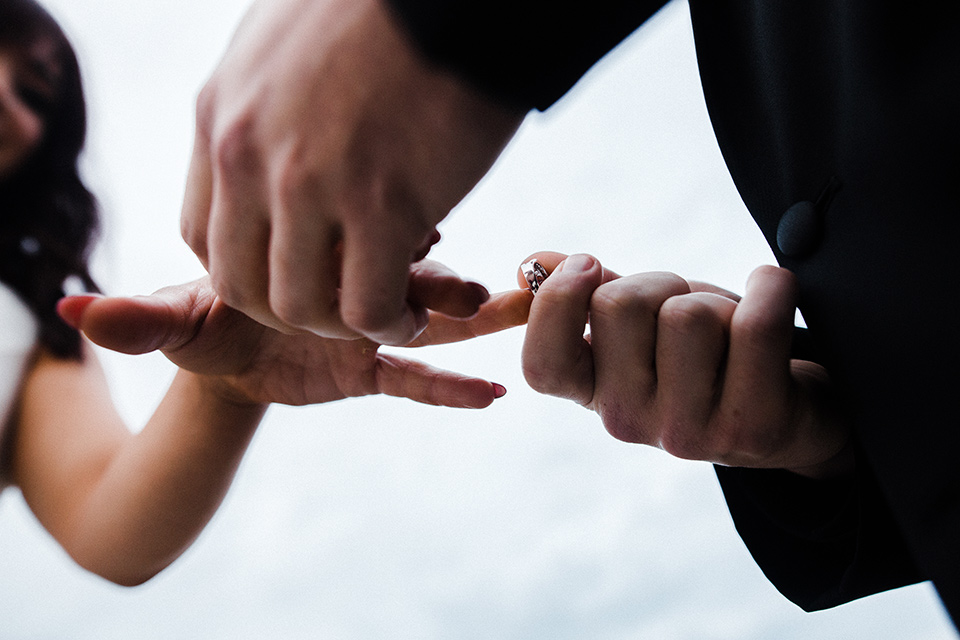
[387, 0, 960, 623]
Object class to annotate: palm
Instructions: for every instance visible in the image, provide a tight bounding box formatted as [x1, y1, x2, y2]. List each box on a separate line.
[201, 307, 385, 405]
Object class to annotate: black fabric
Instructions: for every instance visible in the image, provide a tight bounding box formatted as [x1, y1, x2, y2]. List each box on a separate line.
[689, 1, 960, 624]
[715, 453, 922, 611]
[386, 0, 665, 110]
[384, 0, 960, 624]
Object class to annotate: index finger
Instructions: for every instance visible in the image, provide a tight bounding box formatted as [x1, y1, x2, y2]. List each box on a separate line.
[407, 289, 533, 347]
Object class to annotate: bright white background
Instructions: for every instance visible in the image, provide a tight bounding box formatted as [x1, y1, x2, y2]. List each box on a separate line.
[1, 1, 955, 638]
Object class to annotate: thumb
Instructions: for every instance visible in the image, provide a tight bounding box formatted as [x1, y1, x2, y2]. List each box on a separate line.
[58, 281, 212, 355]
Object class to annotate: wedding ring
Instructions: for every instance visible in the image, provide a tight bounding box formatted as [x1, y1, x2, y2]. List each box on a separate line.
[521, 260, 549, 294]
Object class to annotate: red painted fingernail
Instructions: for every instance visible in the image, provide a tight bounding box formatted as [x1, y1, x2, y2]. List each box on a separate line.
[56, 295, 100, 329]
[492, 383, 507, 398]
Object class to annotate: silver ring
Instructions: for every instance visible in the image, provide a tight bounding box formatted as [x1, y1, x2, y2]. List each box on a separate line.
[521, 260, 549, 294]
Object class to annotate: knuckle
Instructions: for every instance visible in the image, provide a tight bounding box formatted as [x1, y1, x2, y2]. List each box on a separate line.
[521, 357, 573, 399]
[736, 267, 798, 345]
[341, 302, 401, 337]
[752, 264, 782, 280]
[658, 431, 699, 460]
[752, 264, 795, 289]
[180, 216, 205, 253]
[270, 299, 311, 330]
[658, 295, 718, 336]
[193, 84, 217, 140]
[596, 399, 653, 444]
[590, 272, 689, 322]
[212, 112, 261, 178]
[523, 371, 562, 397]
[655, 411, 708, 460]
[271, 150, 305, 205]
[589, 286, 639, 322]
[269, 288, 324, 331]
[589, 284, 652, 325]
[270, 146, 326, 218]
[731, 305, 785, 346]
[519, 357, 550, 391]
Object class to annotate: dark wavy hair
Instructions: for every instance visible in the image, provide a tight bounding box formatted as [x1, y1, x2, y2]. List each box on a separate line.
[0, 0, 99, 359]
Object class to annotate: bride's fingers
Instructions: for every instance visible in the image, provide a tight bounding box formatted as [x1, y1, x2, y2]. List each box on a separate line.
[408, 289, 532, 347]
[58, 282, 211, 355]
[375, 353, 505, 408]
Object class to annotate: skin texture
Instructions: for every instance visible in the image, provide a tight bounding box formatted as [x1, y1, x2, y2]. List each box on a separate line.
[180, 0, 525, 345]
[5, 271, 531, 586]
[3, 15, 533, 587]
[517, 252, 853, 479]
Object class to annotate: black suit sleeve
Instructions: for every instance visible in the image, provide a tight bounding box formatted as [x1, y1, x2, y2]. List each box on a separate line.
[715, 448, 924, 611]
[385, 0, 668, 110]
[712, 328, 925, 611]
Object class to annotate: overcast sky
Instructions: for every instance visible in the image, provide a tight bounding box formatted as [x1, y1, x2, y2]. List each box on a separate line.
[1, 1, 955, 638]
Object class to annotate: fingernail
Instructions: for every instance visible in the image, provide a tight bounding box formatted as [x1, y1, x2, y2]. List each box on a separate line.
[56, 294, 101, 329]
[492, 383, 507, 399]
[560, 254, 594, 273]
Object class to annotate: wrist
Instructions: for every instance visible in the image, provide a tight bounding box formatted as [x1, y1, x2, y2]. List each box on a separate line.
[176, 370, 268, 415]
